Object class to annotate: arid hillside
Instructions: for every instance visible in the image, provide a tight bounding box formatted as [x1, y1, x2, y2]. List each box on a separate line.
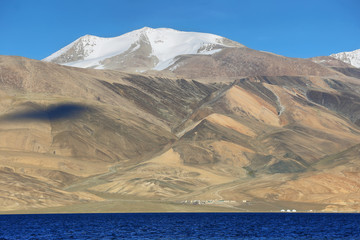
[1, 55, 360, 213]
[164, 48, 341, 80]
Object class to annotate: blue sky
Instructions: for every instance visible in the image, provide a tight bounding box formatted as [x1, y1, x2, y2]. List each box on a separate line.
[1, 0, 359, 60]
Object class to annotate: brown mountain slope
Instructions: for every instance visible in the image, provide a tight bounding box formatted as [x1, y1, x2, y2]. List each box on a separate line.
[172, 77, 360, 170]
[0, 56, 220, 210]
[310, 56, 360, 79]
[309, 56, 353, 68]
[1, 55, 360, 213]
[245, 144, 360, 212]
[165, 48, 341, 80]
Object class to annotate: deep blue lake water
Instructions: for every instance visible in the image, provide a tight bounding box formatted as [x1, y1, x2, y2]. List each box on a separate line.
[0, 213, 359, 239]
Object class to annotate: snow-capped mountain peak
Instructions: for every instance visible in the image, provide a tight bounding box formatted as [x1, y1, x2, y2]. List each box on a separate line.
[43, 27, 244, 71]
[330, 49, 360, 68]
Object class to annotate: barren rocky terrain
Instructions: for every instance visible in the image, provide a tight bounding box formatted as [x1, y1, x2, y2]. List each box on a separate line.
[1, 52, 360, 213]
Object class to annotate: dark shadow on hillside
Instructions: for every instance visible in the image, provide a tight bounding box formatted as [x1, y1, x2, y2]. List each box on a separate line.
[0, 103, 89, 122]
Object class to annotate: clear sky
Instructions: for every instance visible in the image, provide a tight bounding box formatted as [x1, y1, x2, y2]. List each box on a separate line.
[1, 0, 359, 60]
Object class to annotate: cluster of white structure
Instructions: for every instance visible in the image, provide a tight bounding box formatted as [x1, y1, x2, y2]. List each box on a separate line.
[181, 199, 236, 205]
[281, 209, 297, 212]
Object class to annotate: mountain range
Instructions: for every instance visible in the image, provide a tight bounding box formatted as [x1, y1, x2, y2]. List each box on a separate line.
[1, 27, 360, 213]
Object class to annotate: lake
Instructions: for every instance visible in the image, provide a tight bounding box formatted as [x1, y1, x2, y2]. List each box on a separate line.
[0, 213, 359, 239]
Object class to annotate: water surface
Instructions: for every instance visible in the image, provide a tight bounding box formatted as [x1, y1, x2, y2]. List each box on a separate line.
[0, 213, 359, 239]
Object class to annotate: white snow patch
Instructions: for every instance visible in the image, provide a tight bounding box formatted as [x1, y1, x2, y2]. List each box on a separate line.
[331, 49, 360, 68]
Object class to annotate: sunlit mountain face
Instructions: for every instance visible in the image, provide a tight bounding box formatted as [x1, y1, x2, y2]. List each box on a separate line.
[1, 28, 360, 213]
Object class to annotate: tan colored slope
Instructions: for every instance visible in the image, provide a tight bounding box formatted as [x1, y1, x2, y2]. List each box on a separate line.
[0, 166, 104, 211]
[309, 56, 353, 68]
[169, 48, 341, 79]
[262, 106, 358, 166]
[175, 82, 280, 137]
[0, 56, 231, 211]
[193, 81, 360, 212]
[0, 56, 220, 130]
[1, 55, 360, 213]
[225, 85, 280, 126]
[89, 149, 236, 198]
[0, 56, 182, 210]
[174, 76, 360, 176]
[176, 113, 256, 138]
[172, 75, 360, 212]
[265, 84, 360, 142]
[245, 165, 360, 212]
[206, 114, 256, 137]
[184, 145, 360, 212]
[0, 56, 170, 130]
